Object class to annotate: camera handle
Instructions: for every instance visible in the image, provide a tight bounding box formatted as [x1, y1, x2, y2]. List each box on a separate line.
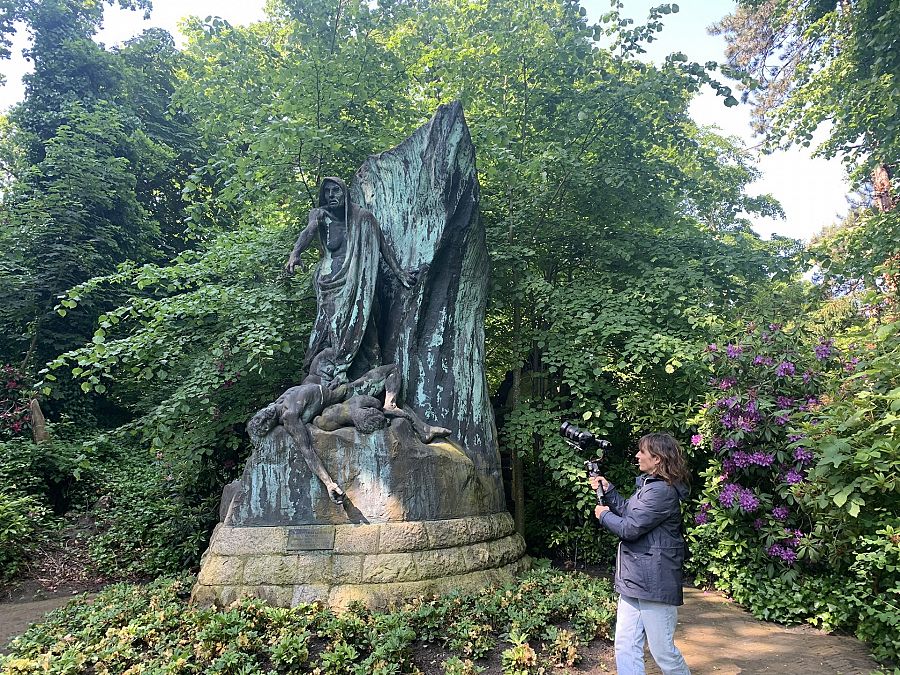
[595, 484, 607, 507]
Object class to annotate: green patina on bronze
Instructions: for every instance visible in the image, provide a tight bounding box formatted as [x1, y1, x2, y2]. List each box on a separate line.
[194, 103, 526, 609]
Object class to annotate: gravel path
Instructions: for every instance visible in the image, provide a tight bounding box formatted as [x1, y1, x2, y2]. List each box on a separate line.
[1, 594, 85, 653]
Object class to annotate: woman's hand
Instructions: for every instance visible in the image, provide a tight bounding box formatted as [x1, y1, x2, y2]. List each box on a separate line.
[595, 504, 610, 520]
[588, 475, 610, 492]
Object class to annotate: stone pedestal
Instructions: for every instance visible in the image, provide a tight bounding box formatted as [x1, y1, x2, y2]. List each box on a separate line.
[191, 513, 529, 609]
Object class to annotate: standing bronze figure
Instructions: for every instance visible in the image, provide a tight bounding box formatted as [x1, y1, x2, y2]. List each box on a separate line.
[286, 177, 415, 384]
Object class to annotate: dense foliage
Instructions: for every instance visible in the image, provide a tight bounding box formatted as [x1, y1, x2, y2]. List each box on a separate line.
[0, 0, 201, 371]
[0, 568, 616, 673]
[691, 2, 900, 662]
[711, 0, 899, 185]
[10, 0, 792, 570]
[0, 0, 898, 665]
[687, 315, 899, 658]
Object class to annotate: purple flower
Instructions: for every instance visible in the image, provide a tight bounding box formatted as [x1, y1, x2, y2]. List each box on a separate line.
[737, 489, 760, 513]
[768, 323, 782, 331]
[772, 506, 789, 520]
[844, 357, 860, 372]
[802, 370, 814, 383]
[753, 518, 764, 530]
[775, 414, 790, 426]
[719, 484, 760, 512]
[766, 543, 798, 564]
[753, 355, 774, 366]
[783, 468, 804, 485]
[694, 503, 712, 525]
[796, 396, 818, 412]
[751, 451, 774, 466]
[707, 343, 718, 352]
[715, 396, 739, 409]
[793, 446, 814, 465]
[776, 361, 796, 377]
[691, 434, 704, 446]
[726, 344, 744, 358]
[815, 339, 833, 360]
[722, 412, 754, 431]
[717, 377, 737, 390]
[728, 450, 774, 469]
[718, 483, 740, 508]
[712, 437, 725, 452]
[725, 437, 739, 449]
[776, 396, 794, 409]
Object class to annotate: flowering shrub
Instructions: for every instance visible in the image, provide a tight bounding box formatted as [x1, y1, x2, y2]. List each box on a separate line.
[1, 365, 32, 439]
[689, 320, 900, 664]
[692, 323, 844, 569]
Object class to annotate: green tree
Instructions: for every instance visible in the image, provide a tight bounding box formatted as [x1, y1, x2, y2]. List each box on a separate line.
[0, 1, 202, 371]
[712, 0, 898, 176]
[37, 0, 795, 568]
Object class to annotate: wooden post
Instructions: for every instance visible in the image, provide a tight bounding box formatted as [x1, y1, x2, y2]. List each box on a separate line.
[30, 398, 49, 443]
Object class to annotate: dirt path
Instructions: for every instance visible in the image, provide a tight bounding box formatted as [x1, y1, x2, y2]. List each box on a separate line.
[1, 594, 85, 653]
[644, 587, 881, 675]
[1, 586, 884, 672]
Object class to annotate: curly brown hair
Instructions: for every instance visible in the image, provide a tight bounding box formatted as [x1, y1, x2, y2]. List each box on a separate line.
[640, 432, 690, 486]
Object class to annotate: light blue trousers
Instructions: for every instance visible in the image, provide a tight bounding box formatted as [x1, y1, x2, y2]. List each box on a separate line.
[615, 594, 691, 675]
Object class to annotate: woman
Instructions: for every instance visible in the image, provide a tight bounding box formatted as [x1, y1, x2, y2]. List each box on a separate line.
[590, 432, 691, 675]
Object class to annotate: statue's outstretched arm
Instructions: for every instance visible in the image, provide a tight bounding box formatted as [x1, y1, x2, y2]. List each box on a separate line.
[286, 209, 322, 274]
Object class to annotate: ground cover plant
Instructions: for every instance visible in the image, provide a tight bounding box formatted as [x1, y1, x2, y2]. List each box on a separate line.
[0, 567, 616, 674]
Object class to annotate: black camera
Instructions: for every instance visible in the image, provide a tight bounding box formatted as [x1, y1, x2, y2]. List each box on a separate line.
[559, 421, 610, 453]
[559, 421, 611, 505]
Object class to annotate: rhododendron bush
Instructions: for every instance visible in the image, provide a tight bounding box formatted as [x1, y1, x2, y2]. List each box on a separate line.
[1, 365, 32, 439]
[688, 320, 900, 662]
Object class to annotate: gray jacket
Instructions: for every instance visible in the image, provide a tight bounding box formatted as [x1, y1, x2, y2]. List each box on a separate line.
[599, 474, 689, 606]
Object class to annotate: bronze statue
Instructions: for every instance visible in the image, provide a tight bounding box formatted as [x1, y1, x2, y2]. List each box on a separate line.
[248, 349, 449, 504]
[286, 178, 416, 384]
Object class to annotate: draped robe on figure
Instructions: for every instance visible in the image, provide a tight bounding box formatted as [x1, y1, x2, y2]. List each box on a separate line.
[304, 177, 382, 380]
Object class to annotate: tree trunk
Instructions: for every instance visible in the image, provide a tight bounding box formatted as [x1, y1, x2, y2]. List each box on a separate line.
[873, 164, 894, 212]
[510, 366, 525, 536]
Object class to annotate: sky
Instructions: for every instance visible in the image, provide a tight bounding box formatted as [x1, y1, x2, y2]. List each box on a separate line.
[0, 0, 851, 242]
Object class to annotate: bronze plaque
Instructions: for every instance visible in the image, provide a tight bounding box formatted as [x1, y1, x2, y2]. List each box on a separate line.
[287, 526, 335, 551]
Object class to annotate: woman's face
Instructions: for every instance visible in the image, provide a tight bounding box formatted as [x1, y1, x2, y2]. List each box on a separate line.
[635, 445, 661, 474]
